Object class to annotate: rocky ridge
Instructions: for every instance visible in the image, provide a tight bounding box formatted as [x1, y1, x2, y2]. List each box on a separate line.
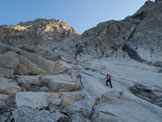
[0, 0, 162, 122]
[81, 0, 162, 67]
[0, 18, 77, 46]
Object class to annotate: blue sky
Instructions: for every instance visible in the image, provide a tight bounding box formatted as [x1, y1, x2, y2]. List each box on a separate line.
[0, 0, 149, 34]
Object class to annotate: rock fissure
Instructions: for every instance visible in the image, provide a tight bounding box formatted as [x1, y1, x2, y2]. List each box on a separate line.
[130, 84, 162, 107]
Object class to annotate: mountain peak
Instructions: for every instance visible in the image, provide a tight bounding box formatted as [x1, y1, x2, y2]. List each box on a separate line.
[0, 18, 77, 45]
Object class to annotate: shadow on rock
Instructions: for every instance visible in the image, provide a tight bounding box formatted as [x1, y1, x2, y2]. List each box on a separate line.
[130, 83, 162, 107]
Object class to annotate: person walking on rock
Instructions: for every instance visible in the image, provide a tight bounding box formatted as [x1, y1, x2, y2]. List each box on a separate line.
[105, 73, 112, 88]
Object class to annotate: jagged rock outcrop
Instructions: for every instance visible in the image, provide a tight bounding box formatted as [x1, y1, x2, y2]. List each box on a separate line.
[81, 20, 132, 58]
[0, 43, 67, 77]
[124, 0, 162, 66]
[0, 18, 77, 45]
[81, 0, 162, 66]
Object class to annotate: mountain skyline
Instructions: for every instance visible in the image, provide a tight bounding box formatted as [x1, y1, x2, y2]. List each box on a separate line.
[0, 0, 150, 34]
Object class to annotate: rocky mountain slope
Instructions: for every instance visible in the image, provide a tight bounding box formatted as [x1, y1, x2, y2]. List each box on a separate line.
[0, 18, 77, 45]
[81, 0, 162, 67]
[0, 0, 162, 122]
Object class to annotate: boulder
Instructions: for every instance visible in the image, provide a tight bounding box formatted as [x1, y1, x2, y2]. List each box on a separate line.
[17, 75, 41, 89]
[46, 91, 85, 107]
[61, 92, 85, 106]
[48, 79, 80, 92]
[20, 51, 66, 74]
[40, 74, 81, 92]
[15, 55, 48, 75]
[15, 51, 66, 75]
[0, 77, 21, 95]
[61, 72, 108, 118]
[16, 92, 48, 109]
[13, 106, 63, 122]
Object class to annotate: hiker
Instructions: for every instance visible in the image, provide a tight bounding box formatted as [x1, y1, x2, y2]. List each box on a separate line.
[74, 43, 82, 59]
[105, 73, 112, 88]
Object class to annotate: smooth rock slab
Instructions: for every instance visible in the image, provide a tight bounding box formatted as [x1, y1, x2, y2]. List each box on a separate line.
[13, 106, 63, 122]
[16, 92, 48, 109]
[92, 90, 162, 122]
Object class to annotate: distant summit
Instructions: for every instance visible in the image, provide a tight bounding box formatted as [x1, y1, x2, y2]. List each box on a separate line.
[0, 18, 77, 45]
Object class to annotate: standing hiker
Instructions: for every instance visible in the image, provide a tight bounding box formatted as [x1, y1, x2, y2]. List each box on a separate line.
[105, 73, 112, 88]
[74, 43, 83, 60]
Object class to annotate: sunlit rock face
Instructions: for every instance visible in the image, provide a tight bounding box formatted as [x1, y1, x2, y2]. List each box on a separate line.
[0, 18, 77, 45]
